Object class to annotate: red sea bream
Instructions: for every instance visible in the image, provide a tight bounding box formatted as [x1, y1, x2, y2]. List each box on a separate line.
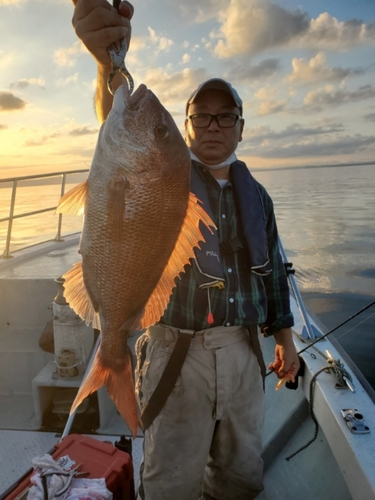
[56, 83, 214, 436]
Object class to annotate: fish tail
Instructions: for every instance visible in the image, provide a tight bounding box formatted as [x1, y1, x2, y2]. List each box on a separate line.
[70, 351, 139, 437]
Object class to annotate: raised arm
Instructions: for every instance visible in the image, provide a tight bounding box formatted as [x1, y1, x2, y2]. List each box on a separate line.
[71, 0, 134, 123]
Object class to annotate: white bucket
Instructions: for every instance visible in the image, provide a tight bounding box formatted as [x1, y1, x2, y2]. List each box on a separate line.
[52, 301, 95, 377]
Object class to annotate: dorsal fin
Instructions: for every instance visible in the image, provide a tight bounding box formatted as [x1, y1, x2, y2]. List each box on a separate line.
[140, 192, 215, 328]
[62, 261, 101, 330]
[55, 180, 88, 216]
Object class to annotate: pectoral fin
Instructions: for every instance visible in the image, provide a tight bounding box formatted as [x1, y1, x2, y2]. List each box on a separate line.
[55, 180, 88, 216]
[140, 192, 216, 328]
[62, 262, 101, 330]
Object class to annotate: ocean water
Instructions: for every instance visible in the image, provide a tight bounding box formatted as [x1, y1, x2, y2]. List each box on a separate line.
[254, 163, 375, 388]
[0, 173, 87, 251]
[1, 164, 374, 387]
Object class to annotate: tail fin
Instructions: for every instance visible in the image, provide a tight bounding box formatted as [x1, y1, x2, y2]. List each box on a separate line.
[70, 351, 139, 437]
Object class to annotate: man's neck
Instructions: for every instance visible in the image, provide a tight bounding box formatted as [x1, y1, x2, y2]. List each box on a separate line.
[208, 165, 230, 180]
[190, 151, 235, 180]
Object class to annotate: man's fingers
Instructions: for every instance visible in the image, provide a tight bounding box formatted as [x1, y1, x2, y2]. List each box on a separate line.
[75, 8, 127, 37]
[72, 0, 133, 19]
[119, 1, 134, 19]
[275, 373, 295, 391]
[73, 0, 119, 26]
[85, 26, 127, 49]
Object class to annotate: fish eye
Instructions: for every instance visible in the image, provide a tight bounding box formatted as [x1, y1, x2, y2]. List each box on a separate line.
[154, 125, 169, 140]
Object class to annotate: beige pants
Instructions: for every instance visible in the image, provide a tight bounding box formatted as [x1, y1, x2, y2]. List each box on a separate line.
[135, 325, 265, 500]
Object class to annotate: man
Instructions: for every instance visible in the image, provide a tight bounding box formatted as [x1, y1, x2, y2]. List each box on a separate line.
[71, 2, 300, 499]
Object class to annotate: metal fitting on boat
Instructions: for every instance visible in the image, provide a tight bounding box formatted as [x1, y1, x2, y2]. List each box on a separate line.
[52, 277, 94, 377]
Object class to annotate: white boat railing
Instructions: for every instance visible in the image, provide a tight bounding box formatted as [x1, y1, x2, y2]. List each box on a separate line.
[278, 237, 323, 340]
[0, 169, 89, 258]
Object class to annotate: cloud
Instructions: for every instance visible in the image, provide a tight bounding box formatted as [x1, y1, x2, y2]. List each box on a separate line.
[54, 41, 86, 67]
[0, 90, 27, 112]
[211, 0, 310, 58]
[254, 87, 286, 115]
[240, 129, 375, 158]
[364, 112, 375, 122]
[302, 13, 375, 50]
[178, 0, 228, 23]
[303, 84, 375, 111]
[143, 67, 208, 108]
[56, 73, 79, 87]
[147, 27, 174, 53]
[69, 126, 98, 136]
[10, 78, 45, 90]
[180, 53, 191, 65]
[285, 52, 355, 84]
[209, 0, 375, 58]
[0, 50, 14, 69]
[0, 124, 8, 130]
[227, 58, 280, 82]
[0, 0, 25, 4]
[239, 117, 375, 159]
[244, 121, 345, 144]
[24, 132, 61, 147]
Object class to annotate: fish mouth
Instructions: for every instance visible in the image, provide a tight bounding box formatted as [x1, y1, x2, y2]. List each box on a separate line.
[122, 83, 149, 110]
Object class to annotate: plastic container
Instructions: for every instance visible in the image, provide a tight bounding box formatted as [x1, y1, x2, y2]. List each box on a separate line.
[3, 434, 134, 500]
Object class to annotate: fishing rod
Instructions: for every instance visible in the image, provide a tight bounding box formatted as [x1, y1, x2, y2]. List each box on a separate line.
[265, 238, 375, 377]
[296, 298, 375, 356]
[278, 236, 375, 354]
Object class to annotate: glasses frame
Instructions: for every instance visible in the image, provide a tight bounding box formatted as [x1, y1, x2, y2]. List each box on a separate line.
[188, 113, 241, 128]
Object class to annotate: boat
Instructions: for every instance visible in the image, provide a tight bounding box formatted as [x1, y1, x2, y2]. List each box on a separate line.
[1, 170, 374, 500]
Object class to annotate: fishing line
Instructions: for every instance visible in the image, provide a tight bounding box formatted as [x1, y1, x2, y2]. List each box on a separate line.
[334, 310, 375, 341]
[296, 298, 375, 356]
[265, 298, 375, 378]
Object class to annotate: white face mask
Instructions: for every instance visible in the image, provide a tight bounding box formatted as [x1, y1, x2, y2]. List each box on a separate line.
[190, 151, 237, 170]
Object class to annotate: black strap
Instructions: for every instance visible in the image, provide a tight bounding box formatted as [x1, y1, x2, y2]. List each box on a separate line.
[220, 236, 245, 255]
[248, 325, 267, 389]
[139, 332, 193, 431]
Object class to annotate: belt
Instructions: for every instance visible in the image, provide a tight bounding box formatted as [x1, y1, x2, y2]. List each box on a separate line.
[147, 324, 249, 349]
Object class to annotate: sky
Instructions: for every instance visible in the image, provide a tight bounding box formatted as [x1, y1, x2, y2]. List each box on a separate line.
[0, 0, 375, 178]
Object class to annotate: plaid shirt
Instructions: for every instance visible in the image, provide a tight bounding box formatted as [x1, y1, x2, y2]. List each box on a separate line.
[160, 163, 294, 335]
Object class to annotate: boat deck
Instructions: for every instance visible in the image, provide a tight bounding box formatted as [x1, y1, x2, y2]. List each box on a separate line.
[1, 235, 374, 499]
[0, 234, 81, 280]
[0, 372, 352, 500]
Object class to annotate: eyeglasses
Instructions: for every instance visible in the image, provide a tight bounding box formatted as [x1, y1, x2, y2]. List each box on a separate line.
[188, 113, 241, 128]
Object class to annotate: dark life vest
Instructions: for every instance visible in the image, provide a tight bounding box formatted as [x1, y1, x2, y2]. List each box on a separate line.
[190, 160, 272, 289]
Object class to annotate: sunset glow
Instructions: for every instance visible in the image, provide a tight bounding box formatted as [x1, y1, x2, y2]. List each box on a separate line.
[1, 0, 374, 178]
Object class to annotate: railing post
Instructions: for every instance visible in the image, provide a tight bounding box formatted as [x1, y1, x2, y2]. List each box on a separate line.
[2, 180, 17, 258]
[54, 173, 67, 242]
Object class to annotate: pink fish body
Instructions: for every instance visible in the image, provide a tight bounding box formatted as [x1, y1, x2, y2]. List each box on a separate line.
[56, 84, 214, 436]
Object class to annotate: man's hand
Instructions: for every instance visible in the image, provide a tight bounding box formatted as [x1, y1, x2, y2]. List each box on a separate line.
[71, 0, 133, 67]
[70, 0, 134, 123]
[268, 328, 300, 389]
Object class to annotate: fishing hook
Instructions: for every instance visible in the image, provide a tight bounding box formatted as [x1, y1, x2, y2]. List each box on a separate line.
[107, 1, 134, 95]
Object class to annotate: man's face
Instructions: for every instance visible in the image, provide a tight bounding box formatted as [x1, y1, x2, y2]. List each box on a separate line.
[185, 89, 244, 165]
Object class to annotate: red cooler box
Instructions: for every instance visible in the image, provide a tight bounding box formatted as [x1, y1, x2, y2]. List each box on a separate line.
[4, 434, 134, 500]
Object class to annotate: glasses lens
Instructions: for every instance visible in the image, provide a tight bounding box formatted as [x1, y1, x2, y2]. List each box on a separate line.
[217, 114, 238, 127]
[190, 113, 239, 128]
[191, 114, 211, 127]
